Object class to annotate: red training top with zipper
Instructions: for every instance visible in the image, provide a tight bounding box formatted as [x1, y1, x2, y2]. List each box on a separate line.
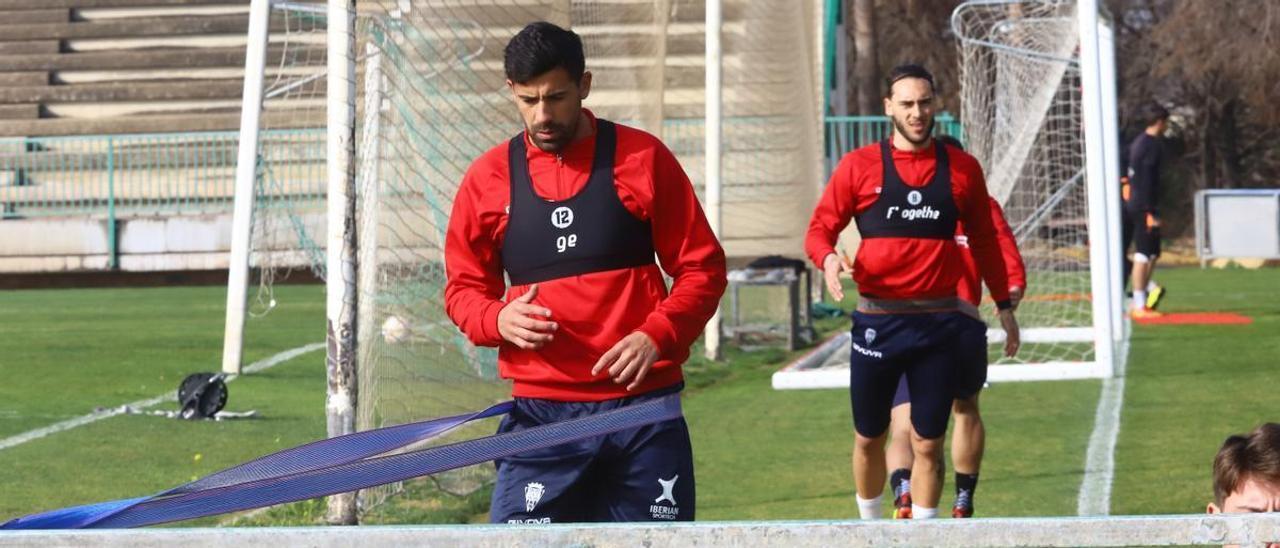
[805, 140, 1012, 308]
[956, 198, 1026, 307]
[444, 110, 727, 401]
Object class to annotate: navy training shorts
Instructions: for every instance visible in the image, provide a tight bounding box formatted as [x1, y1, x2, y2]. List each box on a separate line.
[848, 310, 974, 439]
[890, 314, 989, 408]
[489, 383, 694, 524]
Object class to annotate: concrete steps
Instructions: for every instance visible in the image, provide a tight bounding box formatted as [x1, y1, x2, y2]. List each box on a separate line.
[6, 9, 69, 24]
[0, 42, 60, 55]
[6, 0, 240, 8]
[0, 109, 320, 137]
[0, 45, 321, 72]
[0, 14, 289, 42]
[0, 0, 813, 240]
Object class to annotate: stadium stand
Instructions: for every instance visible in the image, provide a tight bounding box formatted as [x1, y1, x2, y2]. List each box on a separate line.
[0, 0, 823, 275]
[0, 0, 322, 136]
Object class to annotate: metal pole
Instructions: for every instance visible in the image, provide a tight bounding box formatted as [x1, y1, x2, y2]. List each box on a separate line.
[1098, 19, 1125, 349]
[325, 0, 360, 525]
[1077, 0, 1116, 376]
[106, 136, 117, 270]
[703, 0, 723, 361]
[220, 0, 271, 375]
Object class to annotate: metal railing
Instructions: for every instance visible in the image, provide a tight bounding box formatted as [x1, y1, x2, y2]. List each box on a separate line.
[0, 129, 325, 220]
[824, 113, 963, 177]
[0, 115, 961, 221]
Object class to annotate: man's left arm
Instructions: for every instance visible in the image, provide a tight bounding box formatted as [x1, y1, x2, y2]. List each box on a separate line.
[591, 140, 727, 388]
[639, 142, 728, 354]
[989, 198, 1027, 306]
[959, 160, 1020, 357]
[960, 168, 1010, 307]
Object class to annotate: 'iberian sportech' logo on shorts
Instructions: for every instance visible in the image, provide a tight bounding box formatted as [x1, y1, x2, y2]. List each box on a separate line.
[650, 475, 680, 520]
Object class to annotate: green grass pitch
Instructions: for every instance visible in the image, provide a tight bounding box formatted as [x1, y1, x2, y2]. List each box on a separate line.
[0, 266, 1275, 524]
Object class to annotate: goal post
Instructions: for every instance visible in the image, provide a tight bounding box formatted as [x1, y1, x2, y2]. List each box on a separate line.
[221, 0, 273, 376]
[323, 0, 359, 524]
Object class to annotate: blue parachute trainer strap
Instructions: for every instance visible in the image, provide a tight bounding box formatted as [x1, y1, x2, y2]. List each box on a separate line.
[2, 393, 683, 530]
[1, 400, 515, 530]
[167, 401, 515, 495]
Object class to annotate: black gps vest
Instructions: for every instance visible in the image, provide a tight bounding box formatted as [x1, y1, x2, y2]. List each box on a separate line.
[854, 139, 959, 239]
[500, 120, 655, 286]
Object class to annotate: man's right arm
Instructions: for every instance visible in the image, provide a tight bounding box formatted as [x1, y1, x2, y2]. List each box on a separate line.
[805, 155, 863, 300]
[443, 161, 508, 347]
[805, 155, 861, 269]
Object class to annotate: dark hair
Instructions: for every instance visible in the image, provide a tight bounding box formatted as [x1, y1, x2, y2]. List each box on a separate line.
[504, 22, 585, 84]
[884, 64, 936, 98]
[1213, 423, 1280, 505]
[936, 134, 964, 151]
[1138, 102, 1170, 127]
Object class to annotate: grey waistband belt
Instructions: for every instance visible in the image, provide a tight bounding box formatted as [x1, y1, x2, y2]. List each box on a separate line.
[857, 296, 982, 321]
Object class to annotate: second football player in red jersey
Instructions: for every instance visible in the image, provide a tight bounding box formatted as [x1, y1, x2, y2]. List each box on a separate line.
[805, 64, 1021, 520]
[883, 135, 1028, 519]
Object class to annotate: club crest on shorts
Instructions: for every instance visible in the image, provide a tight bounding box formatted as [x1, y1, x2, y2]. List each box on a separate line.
[907, 190, 923, 206]
[524, 482, 545, 512]
[864, 328, 877, 345]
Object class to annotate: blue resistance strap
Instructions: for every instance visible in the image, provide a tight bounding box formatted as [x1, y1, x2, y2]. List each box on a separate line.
[2, 394, 682, 529]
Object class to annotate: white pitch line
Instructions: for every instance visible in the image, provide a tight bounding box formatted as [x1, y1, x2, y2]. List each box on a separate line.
[1077, 332, 1131, 516]
[0, 343, 324, 453]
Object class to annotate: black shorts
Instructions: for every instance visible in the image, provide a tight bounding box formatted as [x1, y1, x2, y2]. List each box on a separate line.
[489, 383, 694, 524]
[848, 310, 972, 440]
[890, 315, 988, 407]
[1128, 208, 1161, 258]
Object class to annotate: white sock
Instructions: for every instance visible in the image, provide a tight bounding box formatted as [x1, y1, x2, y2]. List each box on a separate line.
[1147, 280, 1159, 291]
[911, 504, 938, 519]
[1133, 290, 1147, 309]
[856, 494, 883, 520]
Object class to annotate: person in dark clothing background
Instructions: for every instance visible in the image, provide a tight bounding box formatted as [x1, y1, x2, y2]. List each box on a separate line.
[1124, 102, 1170, 318]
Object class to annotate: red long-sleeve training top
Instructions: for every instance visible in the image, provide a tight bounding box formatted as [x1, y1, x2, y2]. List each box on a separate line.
[956, 198, 1026, 307]
[444, 111, 727, 401]
[805, 141, 1012, 307]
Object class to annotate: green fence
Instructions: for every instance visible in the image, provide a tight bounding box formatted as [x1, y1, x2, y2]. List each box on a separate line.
[0, 116, 960, 220]
[824, 113, 963, 177]
[0, 129, 326, 220]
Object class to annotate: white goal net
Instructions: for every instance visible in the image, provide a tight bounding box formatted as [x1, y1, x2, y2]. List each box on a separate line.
[233, 0, 823, 513]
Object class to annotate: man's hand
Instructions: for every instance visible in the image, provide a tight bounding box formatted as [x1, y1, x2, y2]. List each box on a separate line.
[1008, 286, 1024, 310]
[998, 308, 1020, 358]
[1146, 212, 1161, 229]
[823, 252, 854, 301]
[497, 284, 557, 350]
[591, 331, 660, 391]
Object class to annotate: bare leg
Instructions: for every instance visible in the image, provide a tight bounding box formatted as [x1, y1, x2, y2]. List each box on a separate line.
[951, 395, 984, 475]
[1131, 259, 1151, 309]
[886, 403, 914, 473]
[909, 428, 945, 510]
[853, 431, 888, 500]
